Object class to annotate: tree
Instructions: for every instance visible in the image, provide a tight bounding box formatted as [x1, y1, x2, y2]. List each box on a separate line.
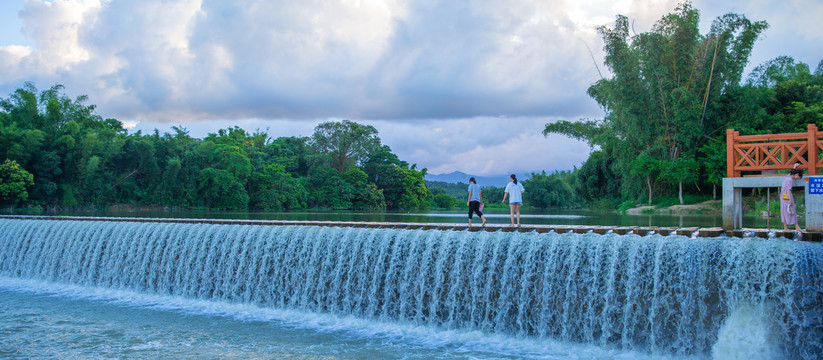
[208, 143, 252, 182]
[0, 83, 435, 211]
[363, 147, 428, 209]
[698, 141, 726, 199]
[158, 157, 187, 206]
[431, 188, 459, 209]
[397, 164, 429, 209]
[30, 151, 61, 204]
[307, 167, 356, 209]
[248, 163, 308, 210]
[197, 167, 249, 209]
[629, 154, 661, 204]
[341, 167, 385, 209]
[309, 120, 381, 173]
[266, 136, 309, 176]
[747, 56, 813, 87]
[575, 151, 621, 204]
[523, 171, 578, 209]
[544, 2, 767, 203]
[659, 157, 698, 205]
[0, 159, 34, 206]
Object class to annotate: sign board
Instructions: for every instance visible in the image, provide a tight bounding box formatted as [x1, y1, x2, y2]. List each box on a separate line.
[810, 177, 823, 195]
[807, 176, 823, 231]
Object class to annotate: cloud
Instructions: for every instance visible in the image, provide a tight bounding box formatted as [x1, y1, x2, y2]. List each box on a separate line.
[2, 0, 821, 175]
[0, 0, 635, 121]
[132, 116, 591, 176]
[4, 0, 821, 123]
[359, 117, 591, 175]
[693, 0, 823, 71]
[0, 0, 101, 83]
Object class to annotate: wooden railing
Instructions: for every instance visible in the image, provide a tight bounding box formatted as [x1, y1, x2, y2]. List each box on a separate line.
[726, 124, 821, 177]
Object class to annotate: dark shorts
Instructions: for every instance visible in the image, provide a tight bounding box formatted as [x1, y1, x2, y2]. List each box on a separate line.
[468, 201, 483, 219]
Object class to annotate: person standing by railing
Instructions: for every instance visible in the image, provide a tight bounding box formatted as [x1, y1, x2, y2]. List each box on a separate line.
[781, 163, 804, 232]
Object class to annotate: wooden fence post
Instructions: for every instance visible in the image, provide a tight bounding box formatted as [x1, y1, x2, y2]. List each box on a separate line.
[809, 123, 818, 175]
[727, 128, 735, 177]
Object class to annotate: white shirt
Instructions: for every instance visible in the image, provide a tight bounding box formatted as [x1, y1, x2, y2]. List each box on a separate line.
[505, 182, 525, 203]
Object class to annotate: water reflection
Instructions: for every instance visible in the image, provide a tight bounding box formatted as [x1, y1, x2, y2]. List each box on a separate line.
[4, 207, 735, 228]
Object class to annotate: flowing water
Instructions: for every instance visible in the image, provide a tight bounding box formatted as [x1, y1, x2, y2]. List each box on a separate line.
[0, 219, 820, 359]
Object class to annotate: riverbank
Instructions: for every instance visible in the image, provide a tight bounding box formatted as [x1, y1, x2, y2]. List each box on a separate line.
[624, 200, 722, 216]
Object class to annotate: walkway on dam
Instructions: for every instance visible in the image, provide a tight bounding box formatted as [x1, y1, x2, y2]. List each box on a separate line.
[2, 215, 821, 241]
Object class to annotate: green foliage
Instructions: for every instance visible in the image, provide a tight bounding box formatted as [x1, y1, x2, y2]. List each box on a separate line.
[481, 186, 505, 204]
[248, 163, 308, 210]
[747, 56, 813, 87]
[308, 167, 356, 209]
[0, 159, 34, 206]
[426, 181, 469, 200]
[197, 168, 249, 209]
[698, 141, 725, 186]
[629, 153, 662, 204]
[575, 150, 621, 203]
[363, 146, 428, 209]
[342, 167, 386, 209]
[397, 165, 429, 209]
[542, 119, 605, 147]
[431, 188, 459, 209]
[309, 120, 381, 173]
[541, 2, 819, 206]
[522, 171, 579, 209]
[209, 143, 252, 182]
[267, 136, 309, 176]
[0, 84, 428, 211]
[616, 200, 636, 213]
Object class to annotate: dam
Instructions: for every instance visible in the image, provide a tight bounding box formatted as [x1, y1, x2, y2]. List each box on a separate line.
[0, 216, 821, 359]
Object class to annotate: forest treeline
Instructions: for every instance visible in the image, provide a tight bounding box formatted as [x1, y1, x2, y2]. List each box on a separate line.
[0, 81, 577, 212]
[427, 171, 577, 210]
[0, 86, 429, 210]
[2, 2, 822, 212]
[544, 2, 823, 208]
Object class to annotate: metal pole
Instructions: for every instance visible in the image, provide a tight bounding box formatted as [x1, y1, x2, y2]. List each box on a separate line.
[767, 187, 770, 230]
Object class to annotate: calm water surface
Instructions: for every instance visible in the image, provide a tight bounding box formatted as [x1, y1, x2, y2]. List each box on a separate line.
[0, 277, 680, 360]
[8, 207, 798, 228]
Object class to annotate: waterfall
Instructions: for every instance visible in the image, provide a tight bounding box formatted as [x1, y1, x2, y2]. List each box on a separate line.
[0, 219, 820, 358]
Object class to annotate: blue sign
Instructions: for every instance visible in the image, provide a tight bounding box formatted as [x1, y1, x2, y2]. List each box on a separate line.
[809, 177, 823, 194]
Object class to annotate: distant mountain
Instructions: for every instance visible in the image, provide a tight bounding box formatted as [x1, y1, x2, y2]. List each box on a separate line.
[425, 171, 531, 188]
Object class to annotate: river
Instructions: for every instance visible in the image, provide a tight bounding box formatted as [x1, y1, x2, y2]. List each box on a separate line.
[7, 207, 736, 228]
[1, 219, 820, 359]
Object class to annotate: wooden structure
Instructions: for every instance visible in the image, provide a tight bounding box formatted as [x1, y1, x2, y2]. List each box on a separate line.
[726, 124, 820, 177]
[724, 124, 823, 231]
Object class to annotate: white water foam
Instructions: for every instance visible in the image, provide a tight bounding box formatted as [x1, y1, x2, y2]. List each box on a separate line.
[711, 304, 782, 360]
[0, 276, 689, 360]
[1, 220, 819, 358]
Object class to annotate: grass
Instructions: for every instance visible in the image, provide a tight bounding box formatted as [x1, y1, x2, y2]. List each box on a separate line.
[747, 189, 805, 217]
[616, 200, 636, 213]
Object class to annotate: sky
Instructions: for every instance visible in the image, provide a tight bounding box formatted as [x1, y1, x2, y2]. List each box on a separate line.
[1, 0, 821, 176]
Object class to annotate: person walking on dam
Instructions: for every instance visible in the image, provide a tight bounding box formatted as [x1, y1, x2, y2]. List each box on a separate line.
[501, 174, 525, 227]
[467, 177, 486, 227]
[781, 163, 803, 232]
